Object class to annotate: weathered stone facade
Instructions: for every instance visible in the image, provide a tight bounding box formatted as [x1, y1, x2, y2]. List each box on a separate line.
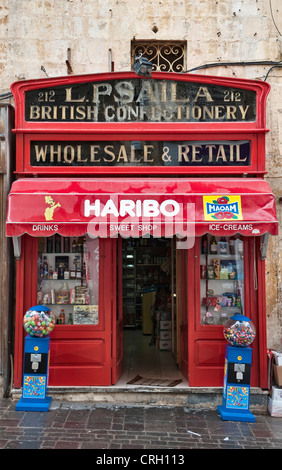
[0, 0, 281, 354]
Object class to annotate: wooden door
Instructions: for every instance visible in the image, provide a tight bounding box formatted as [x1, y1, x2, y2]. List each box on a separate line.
[111, 236, 123, 384]
[175, 244, 189, 379]
[188, 237, 262, 387]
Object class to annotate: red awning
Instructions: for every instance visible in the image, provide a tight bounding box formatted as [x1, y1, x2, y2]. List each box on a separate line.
[6, 177, 278, 238]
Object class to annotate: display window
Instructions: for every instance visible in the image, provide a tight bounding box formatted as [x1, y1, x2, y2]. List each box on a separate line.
[37, 235, 99, 326]
[200, 234, 244, 326]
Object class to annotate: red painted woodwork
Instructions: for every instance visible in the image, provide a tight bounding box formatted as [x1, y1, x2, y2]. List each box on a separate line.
[6, 177, 278, 238]
[9, 71, 274, 390]
[187, 237, 268, 387]
[111, 237, 124, 384]
[11, 71, 270, 176]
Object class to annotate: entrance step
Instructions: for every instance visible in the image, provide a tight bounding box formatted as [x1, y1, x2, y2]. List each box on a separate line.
[11, 386, 268, 413]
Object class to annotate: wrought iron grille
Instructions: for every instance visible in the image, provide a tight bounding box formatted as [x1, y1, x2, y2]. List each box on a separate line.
[131, 41, 186, 73]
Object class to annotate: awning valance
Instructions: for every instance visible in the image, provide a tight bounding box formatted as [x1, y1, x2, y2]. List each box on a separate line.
[6, 177, 278, 238]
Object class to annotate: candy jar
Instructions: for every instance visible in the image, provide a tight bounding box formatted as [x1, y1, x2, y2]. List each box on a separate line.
[23, 305, 55, 337]
[223, 313, 256, 347]
[203, 311, 214, 325]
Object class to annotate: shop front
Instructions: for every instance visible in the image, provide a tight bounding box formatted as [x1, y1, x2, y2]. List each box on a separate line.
[7, 72, 278, 390]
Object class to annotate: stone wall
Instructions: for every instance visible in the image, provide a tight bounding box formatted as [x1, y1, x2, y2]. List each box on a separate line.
[0, 0, 281, 349]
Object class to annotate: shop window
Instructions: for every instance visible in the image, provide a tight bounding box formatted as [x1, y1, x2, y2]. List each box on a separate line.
[200, 235, 244, 326]
[131, 40, 187, 73]
[37, 235, 99, 325]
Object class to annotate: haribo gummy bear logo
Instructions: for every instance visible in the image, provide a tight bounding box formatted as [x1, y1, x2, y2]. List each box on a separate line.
[203, 195, 243, 221]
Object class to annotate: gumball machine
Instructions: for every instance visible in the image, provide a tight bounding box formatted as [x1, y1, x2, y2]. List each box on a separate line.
[16, 305, 55, 411]
[217, 313, 256, 422]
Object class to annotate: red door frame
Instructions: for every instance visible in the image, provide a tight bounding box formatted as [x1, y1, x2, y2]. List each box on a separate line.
[13, 236, 118, 388]
[187, 236, 268, 388]
[111, 236, 123, 384]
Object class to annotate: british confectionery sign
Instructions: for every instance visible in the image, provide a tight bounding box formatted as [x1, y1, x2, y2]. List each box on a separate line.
[24, 79, 256, 123]
[10, 72, 270, 175]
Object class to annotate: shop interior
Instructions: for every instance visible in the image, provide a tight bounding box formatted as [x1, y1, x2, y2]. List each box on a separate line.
[119, 237, 186, 387]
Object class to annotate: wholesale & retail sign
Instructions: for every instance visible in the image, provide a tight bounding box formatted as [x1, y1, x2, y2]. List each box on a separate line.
[30, 140, 251, 168]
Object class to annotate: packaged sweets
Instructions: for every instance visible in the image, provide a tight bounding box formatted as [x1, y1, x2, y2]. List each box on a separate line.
[211, 258, 220, 279]
[207, 265, 215, 279]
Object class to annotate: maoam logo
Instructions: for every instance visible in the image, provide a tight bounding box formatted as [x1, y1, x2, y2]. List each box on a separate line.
[203, 195, 243, 221]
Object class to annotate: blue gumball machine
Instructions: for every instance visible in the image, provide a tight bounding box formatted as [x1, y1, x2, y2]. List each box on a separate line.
[16, 305, 55, 412]
[217, 313, 256, 423]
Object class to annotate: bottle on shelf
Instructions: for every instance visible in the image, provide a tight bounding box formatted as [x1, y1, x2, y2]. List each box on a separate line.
[39, 255, 44, 279]
[47, 236, 53, 253]
[237, 237, 244, 257]
[68, 312, 73, 324]
[48, 265, 53, 280]
[58, 263, 65, 280]
[64, 236, 70, 253]
[77, 236, 83, 252]
[209, 236, 218, 254]
[59, 309, 65, 324]
[201, 234, 208, 254]
[219, 237, 229, 255]
[55, 233, 61, 253]
[229, 236, 235, 255]
[72, 237, 77, 253]
[43, 256, 48, 279]
[38, 237, 45, 253]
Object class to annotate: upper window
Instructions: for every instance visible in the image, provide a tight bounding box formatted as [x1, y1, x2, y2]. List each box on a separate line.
[131, 40, 187, 73]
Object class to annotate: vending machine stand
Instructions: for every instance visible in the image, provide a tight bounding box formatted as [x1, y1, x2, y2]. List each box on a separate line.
[16, 335, 52, 412]
[217, 344, 255, 422]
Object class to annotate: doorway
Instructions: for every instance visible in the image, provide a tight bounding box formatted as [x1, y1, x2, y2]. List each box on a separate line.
[116, 236, 188, 387]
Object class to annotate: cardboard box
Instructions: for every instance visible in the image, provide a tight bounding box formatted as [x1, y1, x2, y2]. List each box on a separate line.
[159, 330, 172, 340]
[273, 364, 282, 386]
[273, 351, 282, 366]
[268, 397, 282, 417]
[159, 320, 171, 330]
[270, 385, 282, 401]
[159, 340, 171, 351]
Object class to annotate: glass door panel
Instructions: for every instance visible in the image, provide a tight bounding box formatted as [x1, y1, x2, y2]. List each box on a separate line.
[37, 235, 99, 325]
[200, 235, 244, 326]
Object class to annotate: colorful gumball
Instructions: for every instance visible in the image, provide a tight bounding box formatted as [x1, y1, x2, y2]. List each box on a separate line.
[223, 313, 256, 347]
[23, 305, 55, 337]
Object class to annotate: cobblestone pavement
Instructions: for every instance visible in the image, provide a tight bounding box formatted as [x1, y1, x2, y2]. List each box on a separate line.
[0, 398, 282, 450]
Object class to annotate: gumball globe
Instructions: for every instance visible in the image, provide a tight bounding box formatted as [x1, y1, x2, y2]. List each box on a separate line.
[223, 314, 256, 347]
[23, 305, 55, 337]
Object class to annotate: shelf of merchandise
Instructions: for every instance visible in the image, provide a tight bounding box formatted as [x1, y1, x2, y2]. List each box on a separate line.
[37, 237, 90, 325]
[122, 239, 171, 329]
[200, 236, 244, 326]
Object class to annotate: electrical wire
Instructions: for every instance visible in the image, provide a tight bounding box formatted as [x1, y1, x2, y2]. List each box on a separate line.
[0, 92, 12, 100]
[269, 0, 282, 36]
[0, 60, 281, 102]
[264, 63, 282, 80]
[184, 60, 282, 81]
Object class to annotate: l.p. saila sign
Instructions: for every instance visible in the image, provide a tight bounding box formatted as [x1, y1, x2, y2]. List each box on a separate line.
[24, 78, 256, 123]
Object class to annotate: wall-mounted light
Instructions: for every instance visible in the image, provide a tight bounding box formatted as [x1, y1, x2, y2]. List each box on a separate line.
[133, 53, 153, 77]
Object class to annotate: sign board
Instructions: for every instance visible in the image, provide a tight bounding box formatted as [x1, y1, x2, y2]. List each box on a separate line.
[25, 78, 256, 123]
[30, 140, 251, 168]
